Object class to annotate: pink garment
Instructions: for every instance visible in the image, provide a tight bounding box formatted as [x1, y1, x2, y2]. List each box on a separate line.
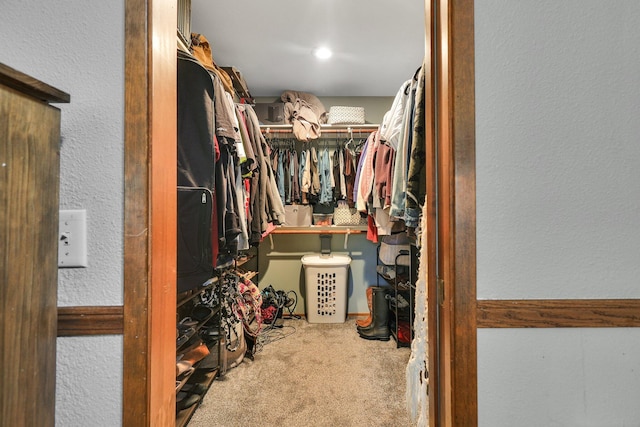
[356, 131, 380, 212]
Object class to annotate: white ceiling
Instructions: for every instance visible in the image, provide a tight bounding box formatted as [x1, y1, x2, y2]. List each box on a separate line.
[190, 0, 425, 98]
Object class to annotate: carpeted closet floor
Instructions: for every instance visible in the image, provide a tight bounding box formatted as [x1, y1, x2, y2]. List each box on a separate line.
[188, 317, 413, 427]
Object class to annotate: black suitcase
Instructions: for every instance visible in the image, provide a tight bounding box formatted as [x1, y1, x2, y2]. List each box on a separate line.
[177, 186, 214, 292]
[177, 54, 216, 190]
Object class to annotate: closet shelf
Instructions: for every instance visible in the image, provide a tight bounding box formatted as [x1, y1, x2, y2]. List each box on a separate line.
[236, 254, 255, 267]
[241, 271, 258, 281]
[177, 276, 219, 308]
[220, 66, 252, 101]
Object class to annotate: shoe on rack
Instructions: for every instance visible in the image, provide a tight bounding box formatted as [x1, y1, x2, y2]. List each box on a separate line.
[182, 382, 208, 395]
[388, 294, 410, 310]
[176, 326, 195, 347]
[191, 304, 213, 322]
[176, 391, 200, 412]
[376, 265, 396, 281]
[396, 281, 411, 291]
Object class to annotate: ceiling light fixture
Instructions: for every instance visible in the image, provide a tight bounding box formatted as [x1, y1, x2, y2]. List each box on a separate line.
[313, 46, 332, 60]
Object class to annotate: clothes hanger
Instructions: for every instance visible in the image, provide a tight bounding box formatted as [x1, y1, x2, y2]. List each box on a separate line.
[344, 127, 354, 151]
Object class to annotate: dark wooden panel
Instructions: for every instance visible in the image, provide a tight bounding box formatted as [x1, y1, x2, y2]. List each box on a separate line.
[123, 1, 153, 425]
[449, 1, 478, 425]
[57, 306, 124, 336]
[0, 63, 70, 103]
[1, 74, 61, 427]
[477, 299, 640, 328]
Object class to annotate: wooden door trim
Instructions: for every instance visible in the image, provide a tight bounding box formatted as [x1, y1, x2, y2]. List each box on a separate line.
[424, 0, 439, 425]
[435, 0, 477, 425]
[119, 1, 480, 426]
[123, 0, 177, 425]
[57, 306, 124, 336]
[477, 299, 640, 328]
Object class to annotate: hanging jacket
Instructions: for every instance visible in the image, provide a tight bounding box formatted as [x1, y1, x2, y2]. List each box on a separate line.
[405, 63, 427, 228]
[389, 77, 418, 219]
[299, 149, 309, 204]
[309, 146, 320, 203]
[318, 148, 333, 204]
[353, 136, 370, 205]
[380, 79, 413, 151]
[356, 131, 380, 213]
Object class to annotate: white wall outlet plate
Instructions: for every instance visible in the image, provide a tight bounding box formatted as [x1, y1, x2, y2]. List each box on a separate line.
[58, 209, 88, 268]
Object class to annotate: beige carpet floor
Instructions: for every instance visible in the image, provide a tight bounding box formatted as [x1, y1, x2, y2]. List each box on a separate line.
[188, 317, 414, 427]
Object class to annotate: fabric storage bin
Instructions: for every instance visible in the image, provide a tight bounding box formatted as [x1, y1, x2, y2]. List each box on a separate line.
[328, 106, 365, 124]
[301, 254, 351, 323]
[284, 204, 312, 226]
[379, 233, 411, 266]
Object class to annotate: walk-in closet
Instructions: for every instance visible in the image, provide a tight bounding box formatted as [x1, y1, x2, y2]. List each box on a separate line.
[174, 1, 429, 425]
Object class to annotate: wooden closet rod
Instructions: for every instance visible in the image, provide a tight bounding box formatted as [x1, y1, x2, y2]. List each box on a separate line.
[261, 124, 379, 135]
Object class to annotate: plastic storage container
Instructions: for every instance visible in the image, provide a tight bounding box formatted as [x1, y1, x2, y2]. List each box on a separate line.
[301, 254, 351, 323]
[312, 213, 333, 226]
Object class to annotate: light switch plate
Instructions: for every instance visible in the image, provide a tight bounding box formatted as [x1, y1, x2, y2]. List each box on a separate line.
[58, 209, 87, 268]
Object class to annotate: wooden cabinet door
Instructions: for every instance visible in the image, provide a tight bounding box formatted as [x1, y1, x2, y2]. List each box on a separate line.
[1, 63, 68, 426]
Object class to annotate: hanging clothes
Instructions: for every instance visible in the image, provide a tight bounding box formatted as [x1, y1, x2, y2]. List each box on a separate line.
[353, 135, 371, 207]
[332, 149, 342, 202]
[215, 138, 241, 262]
[309, 146, 320, 203]
[356, 131, 380, 213]
[344, 148, 357, 208]
[373, 142, 396, 209]
[389, 76, 418, 220]
[405, 63, 427, 229]
[299, 148, 309, 204]
[318, 147, 333, 204]
[290, 149, 300, 203]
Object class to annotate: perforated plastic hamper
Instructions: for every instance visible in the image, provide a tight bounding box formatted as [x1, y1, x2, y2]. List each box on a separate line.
[301, 254, 351, 323]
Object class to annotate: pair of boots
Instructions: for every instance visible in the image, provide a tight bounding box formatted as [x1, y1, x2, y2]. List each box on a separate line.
[356, 286, 390, 341]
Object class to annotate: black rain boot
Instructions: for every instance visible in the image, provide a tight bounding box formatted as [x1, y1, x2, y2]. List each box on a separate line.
[357, 286, 390, 341]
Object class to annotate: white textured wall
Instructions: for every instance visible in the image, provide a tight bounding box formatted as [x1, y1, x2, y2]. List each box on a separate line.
[478, 328, 640, 426]
[476, 1, 640, 425]
[0, 1, 124, 426]
[56, 336, 123, 425]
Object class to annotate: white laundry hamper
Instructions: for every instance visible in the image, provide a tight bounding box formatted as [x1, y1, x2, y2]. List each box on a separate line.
[301, 254, 351, 323]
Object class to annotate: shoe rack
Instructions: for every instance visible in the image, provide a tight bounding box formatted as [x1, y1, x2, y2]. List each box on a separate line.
[175, 246, 259, 426]
[376, 241, 417, 348]
[175, 274, 222, 426]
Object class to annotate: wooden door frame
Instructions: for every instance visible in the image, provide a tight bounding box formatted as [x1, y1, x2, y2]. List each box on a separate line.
[123, 0, 177, 425]
[431, 0, 477, 425]
[121, 0, 479, 425]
